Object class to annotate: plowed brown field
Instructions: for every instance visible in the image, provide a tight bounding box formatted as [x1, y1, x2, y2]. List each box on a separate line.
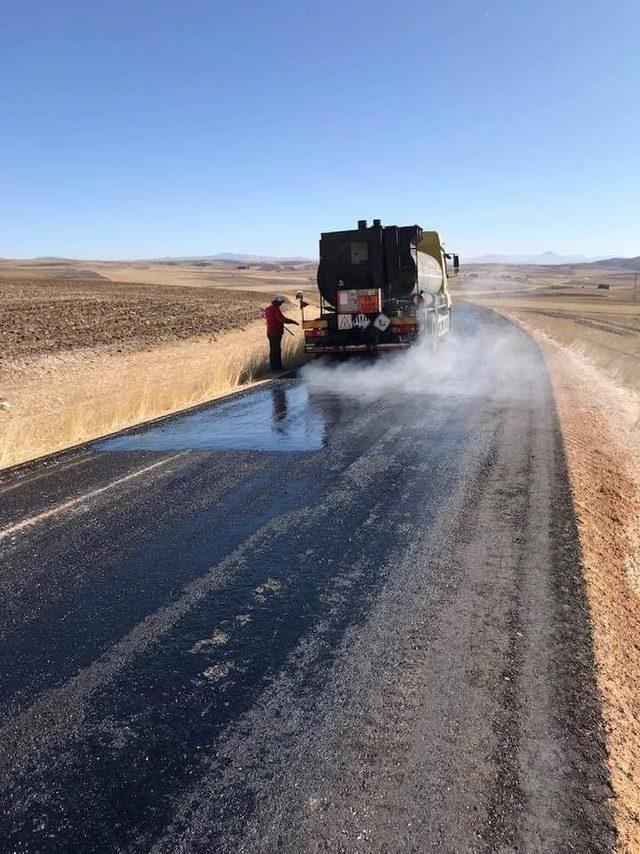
[0, 278, 270, 364]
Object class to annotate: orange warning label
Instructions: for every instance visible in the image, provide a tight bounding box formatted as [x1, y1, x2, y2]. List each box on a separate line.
[357, 290, 381, 313]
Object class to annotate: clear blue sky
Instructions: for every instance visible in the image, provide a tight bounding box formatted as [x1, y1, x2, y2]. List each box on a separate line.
[2, 0, 639, 259]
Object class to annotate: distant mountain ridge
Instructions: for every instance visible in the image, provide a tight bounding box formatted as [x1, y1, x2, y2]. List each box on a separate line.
[467, 251, 640, 270]
[468, 251, 592, 265]
[154, 252, 312, 264]
[210, 252, 312, 263]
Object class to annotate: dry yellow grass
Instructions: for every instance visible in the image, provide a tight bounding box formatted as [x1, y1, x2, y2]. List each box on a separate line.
[0, 266, 311, 469]
[0, 321, 305, 469]
[506, 309, 640, 392]
[457, 270, 640, 395]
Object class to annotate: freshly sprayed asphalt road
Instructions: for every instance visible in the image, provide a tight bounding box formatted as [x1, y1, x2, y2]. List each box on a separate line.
[0, 306, 616, 852]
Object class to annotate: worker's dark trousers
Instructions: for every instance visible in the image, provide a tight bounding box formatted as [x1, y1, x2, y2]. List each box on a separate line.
[268, 334, 283, 371]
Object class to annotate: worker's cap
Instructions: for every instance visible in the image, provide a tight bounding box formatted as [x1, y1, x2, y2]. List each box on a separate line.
[273, 294, 286, 303]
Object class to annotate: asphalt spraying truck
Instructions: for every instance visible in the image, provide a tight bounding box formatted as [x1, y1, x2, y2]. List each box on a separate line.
[301, 219, 458, 355]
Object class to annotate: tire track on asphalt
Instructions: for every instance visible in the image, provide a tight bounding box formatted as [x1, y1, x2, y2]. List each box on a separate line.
[150, 421, 499, 854]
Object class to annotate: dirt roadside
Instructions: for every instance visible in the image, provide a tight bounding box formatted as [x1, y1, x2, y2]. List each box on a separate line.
[520, 323, 640, 852]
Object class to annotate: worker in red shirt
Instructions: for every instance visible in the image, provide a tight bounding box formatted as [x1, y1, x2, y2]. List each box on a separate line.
[264, 295, 298, 371]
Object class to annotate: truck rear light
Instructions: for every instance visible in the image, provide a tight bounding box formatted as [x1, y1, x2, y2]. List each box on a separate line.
[393, 324, 417, 334]
[304, 328, 327, 337]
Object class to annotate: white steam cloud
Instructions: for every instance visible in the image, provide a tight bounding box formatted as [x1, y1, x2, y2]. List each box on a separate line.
[301, 306, 539, 405]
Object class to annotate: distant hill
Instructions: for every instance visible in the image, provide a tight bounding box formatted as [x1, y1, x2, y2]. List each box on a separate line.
[468, 251, 591, 266]
[583, 256, 640, 272]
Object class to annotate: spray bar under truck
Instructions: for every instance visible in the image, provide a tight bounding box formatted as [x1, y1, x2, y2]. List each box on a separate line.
[299, 219, 458, 355]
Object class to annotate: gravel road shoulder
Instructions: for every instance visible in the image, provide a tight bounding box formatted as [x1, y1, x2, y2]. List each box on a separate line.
[525, 327, 640, 852]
